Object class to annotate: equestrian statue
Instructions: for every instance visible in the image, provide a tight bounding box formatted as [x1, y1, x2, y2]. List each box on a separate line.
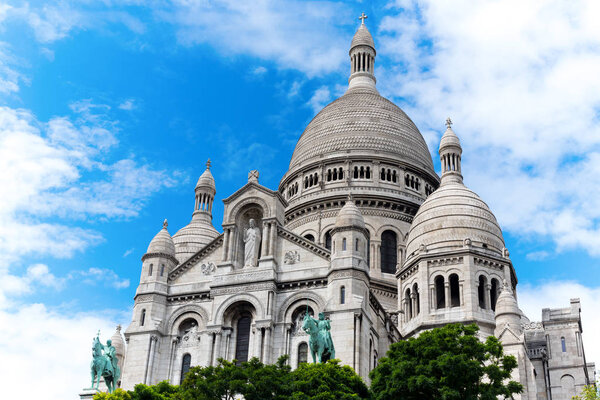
[302, 309, 336, 363]
[89, 330, 120, 393]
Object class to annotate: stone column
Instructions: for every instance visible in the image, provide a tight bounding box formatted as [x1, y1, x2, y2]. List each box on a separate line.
[145, 335, 158, 385]
[261, 221, 269, 258]
[207, 332, 215, 366]
[228, 229, 236, 262]
[254, 327, 263, 361]
[212, 331, 223, 365]
[222, 229, 230, 260]
[354, 313, 362, 373]
[269, 222, 277, 256]
[485, 283, 492, 310]
[445, 282, 451, 310]
[262, 327, 271, 363]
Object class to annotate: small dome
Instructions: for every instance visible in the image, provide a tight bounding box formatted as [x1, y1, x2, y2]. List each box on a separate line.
[146, 219, 176, 256]
[173, 216, 220, 263]
[406, 182, 505, 259]
[335, 199, 365, 229]
[110, 325, 125, 357]
[351, 23, 375, 51]
[196, 160, 215, 190]
[439, 125, 461, 151]
[495, 285, 519, 317]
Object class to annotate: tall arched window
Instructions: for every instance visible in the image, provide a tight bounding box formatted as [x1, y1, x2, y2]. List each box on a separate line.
[340, 286, 346, 304]
[160, 264, 165, 277]
[324, 230, 332, 250]
[490, 279, 499, 311]
[450, 274, 460, 307]
[412, 283, 420, 315]
[148, 263, 153, 276]
[140, 309, 146, 326]
[405, 289, 412, 319]
[380, 230, 397, 273]
[561, 337, 567, 352]
[342, 238, 347, 251]
[298, 343, 308, 366]
[478, 276, 487, 309]
[235, 314, 252, 365]
[180, 353, 191, 384]
[435, 276, 445, 309]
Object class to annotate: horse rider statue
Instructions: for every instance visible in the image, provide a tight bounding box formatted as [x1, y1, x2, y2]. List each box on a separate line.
[90, 330, 120, 393]
[302, 311, 336, 363]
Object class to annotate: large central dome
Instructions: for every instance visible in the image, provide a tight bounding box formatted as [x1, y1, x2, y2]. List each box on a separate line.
[289, 86, 435, 176]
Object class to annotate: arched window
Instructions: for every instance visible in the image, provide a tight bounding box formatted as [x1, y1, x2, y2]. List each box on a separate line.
[392, 170, 397, 183]
[324, 230, 332, 250]
[360, 166, 365, 178]
[304, 234, 315, 242]
[327, 169, 332, 181]
[333, 168, 338, 180]
[381, 168, 385, 180]
[405, 289, 412, 319]
[366, 167, 371, 179]
[235, 314, 252, 365]
[561, 337, 567, 352]
[478, 276, 487, 309]
[435, 276, 445, 309]
[340, 286, 346, 304]
[180, 353, 191, 384]
[148, 263, 153, 276]
[140, 309, 146, 326]
[355, 238, 359, 252]
[338, 167, 344, 179]
[490, 279, 499, 311]
[405, 174, 410, 186]
[298, 343, 308, 366]
[342, 238, 347, 251]
[412, 283, 420, 315]
[380, 230, 397, 274]
[353, 166, 358, 179]
[160, 264, 165, 277]
[450, 274, 460, 307]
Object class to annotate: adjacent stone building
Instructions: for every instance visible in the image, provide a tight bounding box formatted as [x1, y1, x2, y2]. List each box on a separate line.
[120, 19, 595, 399]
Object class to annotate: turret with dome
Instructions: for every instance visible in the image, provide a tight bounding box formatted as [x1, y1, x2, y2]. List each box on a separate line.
[119, 16, 595, 399]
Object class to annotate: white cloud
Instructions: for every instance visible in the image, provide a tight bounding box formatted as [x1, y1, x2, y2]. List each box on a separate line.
[307, 85, 331, 114]
[0, 41, 23, 94]
[0, 303, 127, 400]
[70, 267, 130, 290]
[252, 66, 268, 75]
[377, 0, 600, 256]
[161, 0, 351, 77]
[118, 99, 136, 111]
[526, 251, 551, 261]
[123, 248, 134, 257]
[518, 281, 600, 369]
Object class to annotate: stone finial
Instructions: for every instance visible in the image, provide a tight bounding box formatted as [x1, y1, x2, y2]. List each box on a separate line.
[163, 219, 168, 229]
[359, 12, 368, 25]
[116, 324, 121, 332]
[445, 117, 452, 129]
[206, 159, 211, 170]
[502, 247, 510, 258]
[248, 170, 259, 183]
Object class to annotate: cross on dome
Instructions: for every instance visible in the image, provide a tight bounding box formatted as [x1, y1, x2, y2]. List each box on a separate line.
[445, 117, 452, 129]
[163, 219, 168, 229]
[206, 158, 211, 170]
[359, 12, 368, 25]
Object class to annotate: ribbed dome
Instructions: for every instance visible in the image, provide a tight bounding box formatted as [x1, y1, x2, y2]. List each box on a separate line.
[350, 23, 375, 50]
[495, 283, 520, 318]
[406, 182, 505, 259]
[196, 167, 215, 189]
[335, 199, 365, 229]
[146, 220, 176, 256]
[173, 216, 220, 263]
[110, 325, 125, 357]
[439, 126, 461, 150]
[288, 88, 435, 175]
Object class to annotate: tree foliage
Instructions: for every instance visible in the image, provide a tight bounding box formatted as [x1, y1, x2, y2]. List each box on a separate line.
[369, 323, 522, 400]
[573, 382, 600, 400]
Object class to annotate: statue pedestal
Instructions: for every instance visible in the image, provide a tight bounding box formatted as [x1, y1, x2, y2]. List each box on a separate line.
[79, 388, 100, 399]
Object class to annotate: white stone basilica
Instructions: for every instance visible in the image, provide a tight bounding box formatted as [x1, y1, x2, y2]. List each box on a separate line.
[120, 19, 595, 399]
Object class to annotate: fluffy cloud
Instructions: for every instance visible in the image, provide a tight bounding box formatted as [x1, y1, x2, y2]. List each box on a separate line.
[0, 303, 127, 400]
[377, 0, 600, 256]
[518, 281, 600, 368]
[70, 267, 130, 290]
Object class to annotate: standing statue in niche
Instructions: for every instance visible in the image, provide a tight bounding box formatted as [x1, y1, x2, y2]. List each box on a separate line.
[244, 219, 261, 267]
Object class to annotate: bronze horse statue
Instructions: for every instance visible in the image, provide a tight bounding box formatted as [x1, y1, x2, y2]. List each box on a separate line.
[90, 334, 120, 393]
[302, 312, 335, 363]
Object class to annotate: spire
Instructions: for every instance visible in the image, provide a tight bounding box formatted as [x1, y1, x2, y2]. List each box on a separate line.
[348, 13, 377, 91]
[163, 219, 168, 229]
[438, 117, 463, 185]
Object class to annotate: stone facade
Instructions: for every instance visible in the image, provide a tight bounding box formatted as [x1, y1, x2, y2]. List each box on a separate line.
[119, 19, 595, 399]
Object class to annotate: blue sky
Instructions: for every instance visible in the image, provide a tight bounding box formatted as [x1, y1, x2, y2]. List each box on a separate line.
[1, 1, 599, 398]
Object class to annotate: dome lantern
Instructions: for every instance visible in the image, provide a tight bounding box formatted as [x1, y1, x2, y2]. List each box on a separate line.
[439, 118, 463, 185]
[348, 13, 377, 91]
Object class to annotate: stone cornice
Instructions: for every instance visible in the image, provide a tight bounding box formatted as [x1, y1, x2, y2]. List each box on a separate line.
[277, 225, 331, 260]
[168, 234, 224, 281]
[141, 252, 179, 265]
[223, 181, 287, 206]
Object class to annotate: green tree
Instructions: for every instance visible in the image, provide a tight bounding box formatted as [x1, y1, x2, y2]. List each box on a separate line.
[369, 323, 522, 400]
[289, 359, 370, 400]
[573, 382, 600, 400]
[93, 382, 179, 400]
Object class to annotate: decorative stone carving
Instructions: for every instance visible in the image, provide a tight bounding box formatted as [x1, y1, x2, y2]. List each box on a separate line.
[243, 219, 261, 267]
[284, 250, 301, 264]
[201, 262, 216, 275]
